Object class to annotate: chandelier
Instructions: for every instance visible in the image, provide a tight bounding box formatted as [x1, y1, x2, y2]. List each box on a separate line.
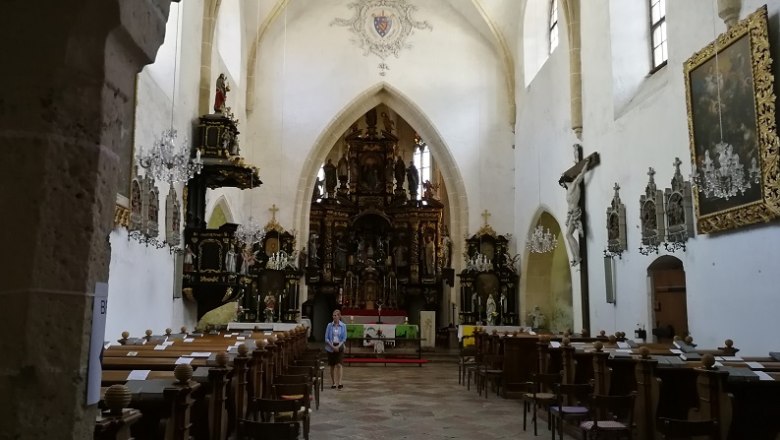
[235, 218, 265, 248]
[527, 225, 557, 254]
[691, 141, 759, 200]
[138, 129, 203, 184]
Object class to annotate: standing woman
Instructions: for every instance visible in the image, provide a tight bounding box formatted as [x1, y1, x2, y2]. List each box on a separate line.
[325, 309, 347, 389]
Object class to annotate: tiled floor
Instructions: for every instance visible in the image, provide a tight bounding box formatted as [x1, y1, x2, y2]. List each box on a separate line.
[310, 362, 573, 440]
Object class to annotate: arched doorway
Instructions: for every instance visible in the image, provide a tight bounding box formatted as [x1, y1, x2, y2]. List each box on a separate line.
[521, 212, 572, 332]
[648, 255, 688, 342]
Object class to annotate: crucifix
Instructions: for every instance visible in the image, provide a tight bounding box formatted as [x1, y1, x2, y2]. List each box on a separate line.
[559, 144, 599, 330]
[268, 204, 279, 223]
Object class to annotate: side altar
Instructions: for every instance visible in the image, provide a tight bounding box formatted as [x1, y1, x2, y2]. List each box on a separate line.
[458, 219, 520, 325]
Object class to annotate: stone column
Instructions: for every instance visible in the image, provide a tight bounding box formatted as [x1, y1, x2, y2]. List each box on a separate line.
[0, 1, 169, 438]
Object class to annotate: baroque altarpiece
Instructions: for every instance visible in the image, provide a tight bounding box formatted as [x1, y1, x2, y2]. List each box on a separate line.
[182, 112, 303, 322]
[458, 224, 519, 325]
[305, 109, 449, 320]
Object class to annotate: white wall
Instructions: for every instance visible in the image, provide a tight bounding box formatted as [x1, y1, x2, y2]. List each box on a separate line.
[246, 0, 515, 242]
[515, 0, 780, 355]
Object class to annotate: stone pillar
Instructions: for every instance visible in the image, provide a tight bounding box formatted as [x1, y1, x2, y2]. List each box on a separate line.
[0, 1, 169, 438]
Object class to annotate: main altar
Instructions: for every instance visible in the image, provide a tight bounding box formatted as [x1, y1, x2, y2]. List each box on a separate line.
[304, 108, 449, 326]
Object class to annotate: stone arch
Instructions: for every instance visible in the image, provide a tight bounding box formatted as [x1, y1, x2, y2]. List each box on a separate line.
[291, 82, 469, 302]
[206, 194, 235, 228]
[520, 210, 572, 332]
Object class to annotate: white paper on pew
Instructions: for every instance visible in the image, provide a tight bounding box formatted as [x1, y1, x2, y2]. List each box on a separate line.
[154, 345, 167, 351]
[232, 333, 239, 336]
[549, 341, 561, 348]
[615, 349, 633, 353]
[175, 357, 194, 365]
[126, 351, 138, 357]
[104, 343, 111, 350]
[673, 341, 681, 349]
[746, 361, 765, 369]
[234, 342, 243, 347]
[183, 338, 195, 343]
[237, 336, 246, 340]
[713, 361, 723, 367]
[669, 349, 683, 354]
[163, 341, 176, 346]
[189, 352, 212, 358]
[755, 371, 774, 381]
[224, 335, 232, 338]
[720, 356, 743, 361]
[617, 341, 631, 349]
[127, 370, 151, 380]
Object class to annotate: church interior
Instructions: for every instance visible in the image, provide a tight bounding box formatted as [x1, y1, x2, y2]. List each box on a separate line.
[5, 0, 780, 438]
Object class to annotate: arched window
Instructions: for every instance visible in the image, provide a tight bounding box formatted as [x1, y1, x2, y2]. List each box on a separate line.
[549, 0, 559, 54]
[413, 135, 430, 200]
[649, 0, 667, 70]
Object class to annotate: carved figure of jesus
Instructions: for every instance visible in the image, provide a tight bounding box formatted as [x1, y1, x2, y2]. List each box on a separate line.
[560, 156, 591, 265]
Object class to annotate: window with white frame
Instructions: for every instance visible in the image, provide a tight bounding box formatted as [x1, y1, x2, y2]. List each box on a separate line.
[413, 135, 430, 200]
[649, 0, 667, 70]
[549, 0, 559, 54]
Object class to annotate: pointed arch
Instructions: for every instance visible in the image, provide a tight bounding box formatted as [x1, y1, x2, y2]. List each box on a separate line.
[206, 194, 235, 229]
[291, 82, 469, 275]
[520, 209, 573, 333]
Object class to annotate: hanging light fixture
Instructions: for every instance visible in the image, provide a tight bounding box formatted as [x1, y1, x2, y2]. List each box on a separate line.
[527, 225, 558, 254]
[137, 7, 203, 184]
[234, 174, 265, 248]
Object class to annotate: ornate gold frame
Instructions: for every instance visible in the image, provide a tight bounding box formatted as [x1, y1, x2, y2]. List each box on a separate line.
[683, 5, 780, 234]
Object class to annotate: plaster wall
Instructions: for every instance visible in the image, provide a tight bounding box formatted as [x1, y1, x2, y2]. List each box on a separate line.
[573, 0, 780, 355]
[244, 0, 515, 246]
[106, 1, 204, 338]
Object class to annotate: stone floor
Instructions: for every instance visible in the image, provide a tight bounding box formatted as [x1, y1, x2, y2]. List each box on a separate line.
[310, 362, 574, 440]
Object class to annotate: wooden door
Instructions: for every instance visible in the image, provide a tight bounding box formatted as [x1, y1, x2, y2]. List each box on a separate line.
[652, 269, 688, 341]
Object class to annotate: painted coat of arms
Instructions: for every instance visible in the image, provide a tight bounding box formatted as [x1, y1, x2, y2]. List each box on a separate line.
[332, 0, 432, 60]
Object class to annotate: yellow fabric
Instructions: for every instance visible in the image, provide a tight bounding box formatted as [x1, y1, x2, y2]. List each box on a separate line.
[461, 326, 476, 347]
[196, 301, 238, 331]
[280, 394, 304, 400]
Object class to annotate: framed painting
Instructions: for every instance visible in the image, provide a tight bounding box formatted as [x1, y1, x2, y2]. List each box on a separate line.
[684, 5, 780, 234]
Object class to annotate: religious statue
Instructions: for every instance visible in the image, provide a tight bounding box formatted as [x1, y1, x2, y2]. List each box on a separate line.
[323, 159, 337, 196]
[394, 157, 406, 191]
[486, 293, 497, 325]
[559, 156, 591, 266]
[240, 246, 258, 274]
[381, 111, 395, 133]
[424, 235, 436, 276]
[337, 155, 349, 180]
[499, 287, 508, 324]
[263, 293, 276, 323]
[441, 227, 452, 268]
[422, 179, 438, 200]
[183, 245, 195, 272]
[407, 162, 420, 197]
[225, 245, 237, 272]
[528, 305, 546, 329]
[214, 73, 230, 114]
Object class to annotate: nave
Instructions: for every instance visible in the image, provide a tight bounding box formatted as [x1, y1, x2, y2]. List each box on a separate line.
[312, 362, 548, 440]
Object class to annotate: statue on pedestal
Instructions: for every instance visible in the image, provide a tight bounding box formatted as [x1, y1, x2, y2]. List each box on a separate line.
[214, 73, 230, 114]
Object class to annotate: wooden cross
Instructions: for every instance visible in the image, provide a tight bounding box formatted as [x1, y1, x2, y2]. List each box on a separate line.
[559, 144, 600, 332]
[269, 204, 279, 222]
[481, 209, 491, 226]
